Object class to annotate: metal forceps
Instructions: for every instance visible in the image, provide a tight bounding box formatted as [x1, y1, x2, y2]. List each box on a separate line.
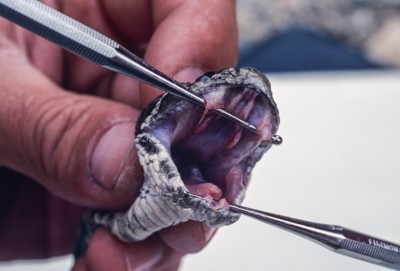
[0, 0, 257, 133]
[186, 193, 400, 270]
[230, 200, 400, 270]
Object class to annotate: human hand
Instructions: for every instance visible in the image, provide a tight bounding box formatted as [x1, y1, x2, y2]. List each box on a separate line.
[0, 0, 237, 270]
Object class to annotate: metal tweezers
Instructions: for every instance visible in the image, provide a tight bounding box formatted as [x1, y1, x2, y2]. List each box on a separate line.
[0, 0, 257, 134]
[1, 0, 399, 269]
[229, 200, 400, 270]
[187, 192, 400, 270]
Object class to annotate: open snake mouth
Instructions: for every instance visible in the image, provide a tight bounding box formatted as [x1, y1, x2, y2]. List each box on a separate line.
[75, 68, 280, 253]
[171, 87, 278, 204]
[138, 68, 280, 207]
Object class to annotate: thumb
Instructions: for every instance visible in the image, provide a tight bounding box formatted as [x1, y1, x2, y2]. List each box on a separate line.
[0, 58, 142, 210]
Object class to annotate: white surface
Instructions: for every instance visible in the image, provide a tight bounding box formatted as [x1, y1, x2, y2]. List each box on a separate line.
[1, 71, 400, 270]
[0, 256, 73, 270]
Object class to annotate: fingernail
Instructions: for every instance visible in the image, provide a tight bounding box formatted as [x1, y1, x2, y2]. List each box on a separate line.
[90, 122, 135, 190]
[174, 66, 205, 83]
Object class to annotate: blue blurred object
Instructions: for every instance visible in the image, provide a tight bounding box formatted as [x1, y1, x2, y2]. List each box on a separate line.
[238, 28, 381, 72]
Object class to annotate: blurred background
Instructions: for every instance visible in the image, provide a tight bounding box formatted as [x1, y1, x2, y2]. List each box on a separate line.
[237, 0, 400, 71]
[1, 0, 400, 270]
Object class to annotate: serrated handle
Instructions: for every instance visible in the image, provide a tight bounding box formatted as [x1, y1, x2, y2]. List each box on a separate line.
[0, 0, 119, 65]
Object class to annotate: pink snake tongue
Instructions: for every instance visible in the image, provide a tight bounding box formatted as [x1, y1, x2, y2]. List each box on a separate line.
[183, 169, 222, 200]
[185, 182, 221, 200]
[185, 182, 230, 209]
[183, 167, 237, 206]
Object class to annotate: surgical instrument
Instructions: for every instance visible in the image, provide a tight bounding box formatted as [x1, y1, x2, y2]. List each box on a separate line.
[199, 193, 400, 270]
[0, 0, 258, 134]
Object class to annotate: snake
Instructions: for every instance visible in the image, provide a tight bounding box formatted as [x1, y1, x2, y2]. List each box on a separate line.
[74, 67, 280, 256]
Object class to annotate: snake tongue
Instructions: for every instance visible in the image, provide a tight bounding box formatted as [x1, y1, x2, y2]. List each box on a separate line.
[179, 167, 223, 201]
[185, 182, 222, 201]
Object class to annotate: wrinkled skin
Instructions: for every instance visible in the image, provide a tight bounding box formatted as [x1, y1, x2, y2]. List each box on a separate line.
[0, 0, 237, 270]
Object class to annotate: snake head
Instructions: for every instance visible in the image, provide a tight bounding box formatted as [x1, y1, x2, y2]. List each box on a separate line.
[88, 67, 280, 244]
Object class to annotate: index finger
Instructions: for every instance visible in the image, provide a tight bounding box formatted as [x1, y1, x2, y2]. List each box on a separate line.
[140, 0, 238, 106]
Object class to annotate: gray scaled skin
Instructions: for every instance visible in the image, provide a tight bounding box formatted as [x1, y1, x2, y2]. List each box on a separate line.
[74, 67, 280, 257]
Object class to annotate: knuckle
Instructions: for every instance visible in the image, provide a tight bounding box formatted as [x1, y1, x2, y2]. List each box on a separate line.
[29, 93, 92, 183]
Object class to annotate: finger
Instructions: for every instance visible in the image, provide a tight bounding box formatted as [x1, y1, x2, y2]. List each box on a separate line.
[94, 0, 153, 45]
[59, 1, 152, 108]
[73, 228, 185, 271]
[151, 245, 184, 271]
[72, 228, 163, 271]
[159, 221, 217, 253]
[140, 0, 238, 107]
[0, 49, 142, 210]
[0, 171, 83, 260]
